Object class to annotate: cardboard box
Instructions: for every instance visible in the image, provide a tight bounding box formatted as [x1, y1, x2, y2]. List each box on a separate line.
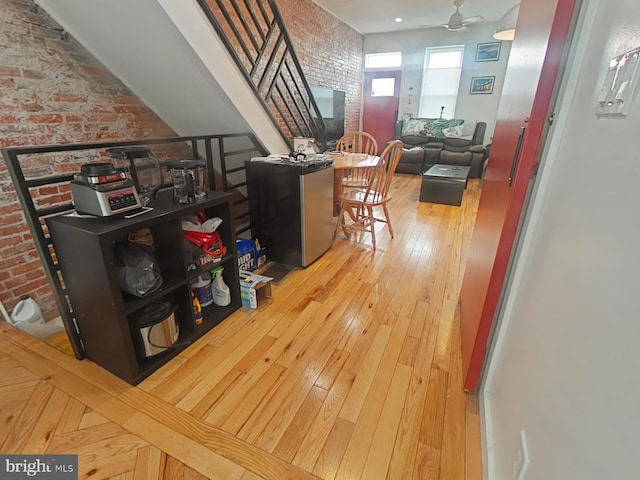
[236, 238, 266, 272]
[239, 270, 273, 309]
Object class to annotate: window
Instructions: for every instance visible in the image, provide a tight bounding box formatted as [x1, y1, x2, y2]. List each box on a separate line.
[365, 52, 402, 69]
[371, 78, 395, 97]
[419, 45, 465, 118]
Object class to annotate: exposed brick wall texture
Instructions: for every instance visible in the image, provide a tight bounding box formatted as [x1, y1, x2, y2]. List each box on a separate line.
[0, 0, 176, 316]
[275, 0, 363, 133]
[0, 0, 363, 319]
[203, 0, 363, 138]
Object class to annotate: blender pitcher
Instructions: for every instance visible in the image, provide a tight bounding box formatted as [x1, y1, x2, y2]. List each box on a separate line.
[166, 160, 207, 204]
[107, 147, 163, 206]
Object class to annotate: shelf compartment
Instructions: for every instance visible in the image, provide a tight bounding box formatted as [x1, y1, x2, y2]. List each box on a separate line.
[186, 252, 236, 282]
[122, 277, 185, 315]
[192, 262, 241, 337]
[128, 288, 194, 380]
[181, 209, 234, 275]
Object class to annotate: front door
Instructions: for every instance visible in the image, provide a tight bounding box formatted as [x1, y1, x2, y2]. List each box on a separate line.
[362, 70, 401, 151]
[459, 0, 580, 392]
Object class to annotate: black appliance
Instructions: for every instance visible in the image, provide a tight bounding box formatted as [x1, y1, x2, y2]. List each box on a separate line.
[71, 162, 142, 216]
[246, 157, 334, 268]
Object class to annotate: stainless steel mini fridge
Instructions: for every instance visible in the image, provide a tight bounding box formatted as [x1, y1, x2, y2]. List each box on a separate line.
[245, 158, 334, 267]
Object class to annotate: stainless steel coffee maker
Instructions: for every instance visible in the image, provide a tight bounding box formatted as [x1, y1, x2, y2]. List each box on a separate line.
[107, 147, 163, 207]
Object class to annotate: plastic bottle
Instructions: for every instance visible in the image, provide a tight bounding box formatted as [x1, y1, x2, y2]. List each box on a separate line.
[191, 291, 203, 325]
[191, 273, 213, 307]
[211, 267, 231, 307]
[10, 294, 44, 325]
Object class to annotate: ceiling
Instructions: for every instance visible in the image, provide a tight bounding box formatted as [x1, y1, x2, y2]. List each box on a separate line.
[311, 0, 517, 35]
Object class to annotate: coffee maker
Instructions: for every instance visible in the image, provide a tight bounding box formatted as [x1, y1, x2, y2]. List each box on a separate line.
[107, 147, 163, 206]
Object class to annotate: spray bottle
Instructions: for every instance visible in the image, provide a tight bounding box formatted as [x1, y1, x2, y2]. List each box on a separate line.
[211, 267, 231, 307]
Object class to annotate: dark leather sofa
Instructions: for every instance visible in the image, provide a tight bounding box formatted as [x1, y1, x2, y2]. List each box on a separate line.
[394, 118, 487, 178]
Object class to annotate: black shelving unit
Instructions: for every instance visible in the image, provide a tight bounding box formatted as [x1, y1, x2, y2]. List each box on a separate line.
[2, 134, 267, 360]
[46, 189, 241, 385]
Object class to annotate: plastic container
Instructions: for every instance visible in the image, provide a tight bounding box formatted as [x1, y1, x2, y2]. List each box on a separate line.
[211, 267, 231, 307]
[10, 294, 44, 325]
[167, 160, 207, 204]
[191, 291, 203, 325]
[191, 273, 214, 307]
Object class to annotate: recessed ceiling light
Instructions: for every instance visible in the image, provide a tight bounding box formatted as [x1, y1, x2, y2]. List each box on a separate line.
[395, 17, 403, 22]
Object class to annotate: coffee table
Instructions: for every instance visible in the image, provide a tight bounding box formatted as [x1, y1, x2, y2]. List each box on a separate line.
[419, 164, 471, 206]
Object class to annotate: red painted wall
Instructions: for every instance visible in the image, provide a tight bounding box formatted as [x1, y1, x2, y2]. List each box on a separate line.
[459, 0, 579, 391]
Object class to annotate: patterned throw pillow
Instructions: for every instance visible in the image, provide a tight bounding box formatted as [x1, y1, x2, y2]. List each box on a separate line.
[402, 118, 429, 137]
[424, 118, 465, 138]
[402, 118, 465, 138]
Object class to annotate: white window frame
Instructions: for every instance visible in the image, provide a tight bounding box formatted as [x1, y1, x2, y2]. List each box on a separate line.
[365, 51, 402, 69]
[418, 45, 465, 118]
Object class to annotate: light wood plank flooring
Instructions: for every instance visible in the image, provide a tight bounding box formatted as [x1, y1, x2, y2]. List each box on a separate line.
[1, 173, 483, 479]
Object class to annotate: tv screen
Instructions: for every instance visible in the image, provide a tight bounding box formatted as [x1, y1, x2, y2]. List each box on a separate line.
[309, 86, 345, 144]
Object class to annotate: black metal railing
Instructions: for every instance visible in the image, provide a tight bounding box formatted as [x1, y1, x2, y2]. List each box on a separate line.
[196, 0, 327, 149]
[2, 133, 267, 359]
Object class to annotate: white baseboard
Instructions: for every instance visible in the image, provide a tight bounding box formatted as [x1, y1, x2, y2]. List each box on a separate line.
[480, 390, 496, 480]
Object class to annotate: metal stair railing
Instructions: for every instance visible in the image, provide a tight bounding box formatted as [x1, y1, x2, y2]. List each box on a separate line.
[196, 0, 328, 149]
[3, 133, 267, 359]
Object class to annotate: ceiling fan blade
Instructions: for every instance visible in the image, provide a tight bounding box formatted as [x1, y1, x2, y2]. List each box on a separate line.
[419, 4, 481, 31]
[418, 23, 450, 29]
[462, 15, 483, 24]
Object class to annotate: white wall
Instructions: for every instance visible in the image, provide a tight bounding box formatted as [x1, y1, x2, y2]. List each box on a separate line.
[483, 0, 640, 478]
[37, 0, 289, 153]
[364, 24, 511, 142]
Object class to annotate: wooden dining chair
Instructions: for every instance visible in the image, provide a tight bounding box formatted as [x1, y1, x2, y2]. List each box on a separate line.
[336, 131, 379, 155]
[333, 140, 404, 250]
[336, 131, 379, 190]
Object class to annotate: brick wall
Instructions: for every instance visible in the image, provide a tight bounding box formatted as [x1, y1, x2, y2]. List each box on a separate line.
[203, 0, 363, 136]
[0, 0, 176, 317]
[0, 0, 363, 319]
[275, 0, 363, 133]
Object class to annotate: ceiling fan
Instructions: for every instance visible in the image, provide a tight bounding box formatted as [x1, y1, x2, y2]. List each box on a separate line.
[422, 0, 483, 32]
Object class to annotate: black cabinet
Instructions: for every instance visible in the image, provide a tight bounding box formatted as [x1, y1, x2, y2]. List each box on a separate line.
[46, 190, 241, 385]
[245, 160, 334, 267]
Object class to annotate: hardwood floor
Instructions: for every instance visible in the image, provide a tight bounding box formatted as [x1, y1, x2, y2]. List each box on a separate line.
[0, 173, 483, 479]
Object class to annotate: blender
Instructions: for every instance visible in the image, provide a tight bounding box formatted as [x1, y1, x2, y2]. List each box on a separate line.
[166, 159, 207, 204]
[107, 147, 163, 207]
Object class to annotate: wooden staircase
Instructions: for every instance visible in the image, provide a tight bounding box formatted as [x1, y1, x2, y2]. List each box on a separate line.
[197, 0, 327, 148]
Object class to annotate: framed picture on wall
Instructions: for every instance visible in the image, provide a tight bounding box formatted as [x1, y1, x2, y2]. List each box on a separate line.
[470, 76, 495, 94]
[475, 42, 501, 62]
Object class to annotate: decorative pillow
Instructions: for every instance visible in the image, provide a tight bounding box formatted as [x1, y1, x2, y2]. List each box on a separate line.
[443, 120, 477, 138]
[402, 118, 466, 139]
[424, 118, 465, 138]
[402, 118, 429, 137]
[460, 120, 477, 136]
[442, 125, 465, 138]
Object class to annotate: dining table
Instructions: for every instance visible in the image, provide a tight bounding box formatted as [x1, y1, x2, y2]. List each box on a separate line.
[327, 152, 380, 216]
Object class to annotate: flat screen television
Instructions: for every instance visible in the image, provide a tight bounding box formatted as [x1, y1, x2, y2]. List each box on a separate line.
[309, 86, 345, 145]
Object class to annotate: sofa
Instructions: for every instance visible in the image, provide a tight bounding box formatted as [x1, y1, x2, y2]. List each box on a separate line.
[394, 118, 487, 178]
